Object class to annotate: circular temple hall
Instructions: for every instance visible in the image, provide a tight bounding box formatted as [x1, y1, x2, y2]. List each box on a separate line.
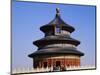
[28, 8, 84, 71]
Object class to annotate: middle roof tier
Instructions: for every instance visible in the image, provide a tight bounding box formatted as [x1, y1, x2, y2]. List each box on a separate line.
[33, 35, 80, 47]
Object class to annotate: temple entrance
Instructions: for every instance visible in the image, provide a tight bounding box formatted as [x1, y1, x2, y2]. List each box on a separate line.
[56, 61, 61, 67]
[53, 61, 61, 71]
[43, 62, 47, 68]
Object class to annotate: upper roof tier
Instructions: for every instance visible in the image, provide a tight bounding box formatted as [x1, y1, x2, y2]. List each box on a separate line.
[40, 8, 75, 33]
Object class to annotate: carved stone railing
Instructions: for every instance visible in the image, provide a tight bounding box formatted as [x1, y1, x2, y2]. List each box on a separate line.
[12, 66, 95, 74]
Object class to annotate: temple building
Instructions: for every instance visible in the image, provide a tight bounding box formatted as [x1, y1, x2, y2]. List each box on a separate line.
[28, 8, 84, 71]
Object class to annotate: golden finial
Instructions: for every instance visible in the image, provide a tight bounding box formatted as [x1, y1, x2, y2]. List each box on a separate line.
[56, 8, 60, 16]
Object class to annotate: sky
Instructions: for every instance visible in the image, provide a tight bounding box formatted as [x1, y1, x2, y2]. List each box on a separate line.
[12, 0, 96, 69]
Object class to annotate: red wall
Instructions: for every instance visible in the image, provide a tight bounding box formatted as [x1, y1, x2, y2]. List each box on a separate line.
[33, 57, 80, 68]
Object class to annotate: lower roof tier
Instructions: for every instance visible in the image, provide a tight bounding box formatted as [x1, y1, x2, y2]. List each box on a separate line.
[28, 47, 84, 58]
[33, 35, 80, 47]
